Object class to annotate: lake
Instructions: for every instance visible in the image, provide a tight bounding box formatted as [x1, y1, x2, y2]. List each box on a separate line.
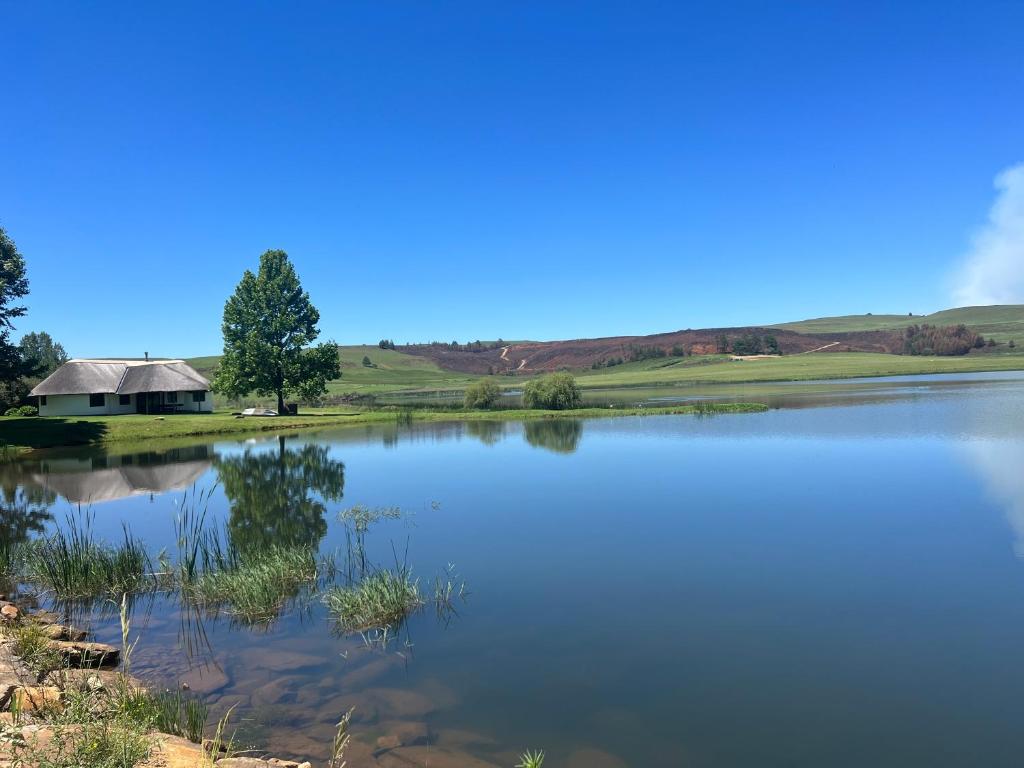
[3, 370, 1024, 767]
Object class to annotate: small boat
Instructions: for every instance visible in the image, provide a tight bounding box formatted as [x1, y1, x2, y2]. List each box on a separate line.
[241, 407, 278, 417]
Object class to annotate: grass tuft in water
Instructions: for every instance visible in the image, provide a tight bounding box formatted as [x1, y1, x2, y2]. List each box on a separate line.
[145, 688, 209, 744]
[185, 547, 320, 623]
[323, 566, 422, 633]
[516, 750, 546, 768]
[29, 512, 151, 599]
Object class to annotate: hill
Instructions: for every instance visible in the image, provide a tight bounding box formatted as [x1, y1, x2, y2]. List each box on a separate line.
[188, 305, 1023, 395]
[771, 305, 1024, 342]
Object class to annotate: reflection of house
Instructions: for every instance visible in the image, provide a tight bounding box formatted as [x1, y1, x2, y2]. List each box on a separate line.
[31, 359, 212, 416]
[31, 447, 214, 503]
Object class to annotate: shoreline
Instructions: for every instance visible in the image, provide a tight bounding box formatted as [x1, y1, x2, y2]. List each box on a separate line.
[0, 403, 769, 458]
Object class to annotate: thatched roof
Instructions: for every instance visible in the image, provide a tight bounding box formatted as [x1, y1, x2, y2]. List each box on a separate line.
[31, 359, 210, 396]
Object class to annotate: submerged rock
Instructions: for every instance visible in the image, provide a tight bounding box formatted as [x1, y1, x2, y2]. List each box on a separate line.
[178, 664, 230, 695]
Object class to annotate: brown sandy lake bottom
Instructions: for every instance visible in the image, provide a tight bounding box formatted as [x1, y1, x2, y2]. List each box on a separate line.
[3, 370, 1024, 767]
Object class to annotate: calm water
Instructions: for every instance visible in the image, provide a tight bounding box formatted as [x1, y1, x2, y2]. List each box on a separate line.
[3, 371, 1024, 767]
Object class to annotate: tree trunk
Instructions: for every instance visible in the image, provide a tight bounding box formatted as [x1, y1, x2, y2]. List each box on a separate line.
[277, 390, 285, 415]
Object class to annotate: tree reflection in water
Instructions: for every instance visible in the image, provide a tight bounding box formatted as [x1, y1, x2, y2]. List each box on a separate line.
[523, 419, 583, 454]
[213, 436, 345, 555]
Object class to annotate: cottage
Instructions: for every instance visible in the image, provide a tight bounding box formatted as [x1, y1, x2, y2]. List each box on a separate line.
[30, 359, 213, 416]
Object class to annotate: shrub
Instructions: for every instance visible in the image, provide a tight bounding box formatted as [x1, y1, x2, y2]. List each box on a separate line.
[463, 378, 501, 409]
[361, 355, 376, 367]
[4, 404, 37, 417]
[522, 373, 581, 410]
[902, 324, 983, 356]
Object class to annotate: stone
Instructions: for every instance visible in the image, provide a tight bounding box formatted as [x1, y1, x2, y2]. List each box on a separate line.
[11, 686, 63, 713]
[45, 668, 145, 694]
[179, 663, 229, 695]
[47, 640, 119, 668]
[29, 610, 61, 625]
[39, 624, 88, 642]
[0, 604, 19, 621]
[250, 675, 304, 707]
[339, 654, 402, 689]
[375, 721, 430, 751]
[566, 748, 629, 768]
[376, 746, 503, 768]
[237, 648, 323, 673]
[142, 734, 205, 768]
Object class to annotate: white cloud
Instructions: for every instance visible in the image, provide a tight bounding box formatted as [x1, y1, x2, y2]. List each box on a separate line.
[953, 163, 1024, 306]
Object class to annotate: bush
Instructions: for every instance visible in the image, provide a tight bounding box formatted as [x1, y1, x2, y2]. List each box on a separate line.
[464, 378, 501, 409]
[522, 373, 581, 410]
[4, 405, 37, 417]
[902, 324, 983, 356]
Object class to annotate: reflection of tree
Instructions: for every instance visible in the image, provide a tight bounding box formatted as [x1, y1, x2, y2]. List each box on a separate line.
[523, 419, 583, 454]
[465, 420, 506, 446]
[0, 486, 53, 547]
[213, 437, 345, 553]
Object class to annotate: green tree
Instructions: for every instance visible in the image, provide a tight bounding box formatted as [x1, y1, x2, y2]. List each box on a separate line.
[19, 331, 69, 377]
[463, 378, 501, 409]
[0, 228, 37, 392]
[522, 373, 582, 410]
[213, 250, 340, 412]
[213, 437, 345, 555]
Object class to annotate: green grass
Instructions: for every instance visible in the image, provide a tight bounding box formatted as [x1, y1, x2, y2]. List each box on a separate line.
[323, 567, 423, 634]
[189, 344, 476, 397]
[184, 546, 320, 623]
[771, 304, 1024, 342]
[28, 515, 152, 599]
[574, 351, 1024, 388]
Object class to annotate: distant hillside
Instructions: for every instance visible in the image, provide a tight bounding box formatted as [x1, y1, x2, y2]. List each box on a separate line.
[772, 305, 1024, 342]
[189, 305, 1022, 381]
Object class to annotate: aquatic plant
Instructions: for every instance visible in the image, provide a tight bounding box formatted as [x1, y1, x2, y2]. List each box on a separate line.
[516, 750, 546, 768]
[145, 688, 209, 744]
[323, 566, 422, 633]
[185, 546, 319, 623]
[328, 707, 355, 768]
[29, 513, 151, 598]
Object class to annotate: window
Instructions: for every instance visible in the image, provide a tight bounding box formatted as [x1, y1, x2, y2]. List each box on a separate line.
[166, 392, 178, 404]
[192, 391, 206, 403]
[89, 393, 105, 408]
[38, 395, 47, 406]
[119, 394, 131, 406]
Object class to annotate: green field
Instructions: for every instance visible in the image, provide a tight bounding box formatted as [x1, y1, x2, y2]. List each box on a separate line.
[189, 345, 474, 397]
[574, 351, 1024, 388]
[772, 304, 1024, 343]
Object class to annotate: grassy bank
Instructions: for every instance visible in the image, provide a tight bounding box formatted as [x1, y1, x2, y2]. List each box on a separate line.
[0, 403, 769, 456]
[573, 351, 1024, 388]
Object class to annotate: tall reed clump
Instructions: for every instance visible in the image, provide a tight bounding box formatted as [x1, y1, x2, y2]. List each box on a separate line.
[176, 493, 321, 624]
[323, 565, 422, 634]
[28, 513, 151, 599]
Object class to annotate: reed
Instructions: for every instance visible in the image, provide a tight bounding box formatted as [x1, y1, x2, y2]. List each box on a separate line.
[29, 513, 151, 599]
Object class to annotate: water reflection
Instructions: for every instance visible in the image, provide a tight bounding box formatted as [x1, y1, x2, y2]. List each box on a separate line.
[215, 436, 345, 553]
[523, 419, 583, 454]
[464, 420, 506, 446]
[0, 446, 213, 504]
[961, 441, 1024, 557]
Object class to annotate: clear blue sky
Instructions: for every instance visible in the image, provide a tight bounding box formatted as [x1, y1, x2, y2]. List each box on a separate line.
[2, 1, 1022, 357]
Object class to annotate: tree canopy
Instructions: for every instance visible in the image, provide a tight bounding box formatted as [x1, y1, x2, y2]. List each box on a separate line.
[19, 332, 69, 377]
[0, 227, 35, 388]
[522, 373, 582, 410]
[213, 250, 340, 411]
[463, 378, 501, 409]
